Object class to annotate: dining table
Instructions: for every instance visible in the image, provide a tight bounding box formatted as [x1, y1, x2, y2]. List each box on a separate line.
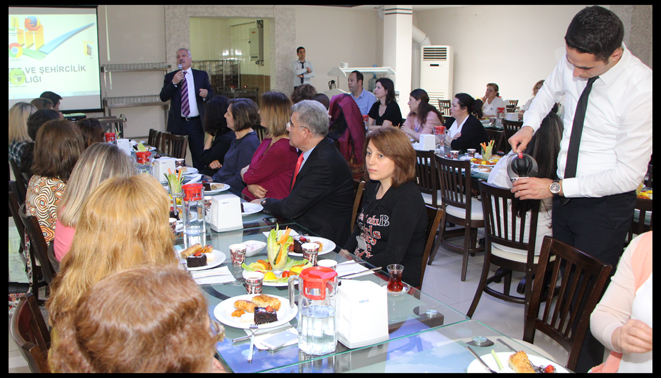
[173, 190, 568, 373]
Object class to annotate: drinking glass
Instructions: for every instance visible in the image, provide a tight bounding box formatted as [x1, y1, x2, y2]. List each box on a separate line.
[387, 264, 404, 292]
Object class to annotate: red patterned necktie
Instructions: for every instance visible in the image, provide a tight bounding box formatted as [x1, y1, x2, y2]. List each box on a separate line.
[181, 72, 190, 117]
[291, 154, 305, 189]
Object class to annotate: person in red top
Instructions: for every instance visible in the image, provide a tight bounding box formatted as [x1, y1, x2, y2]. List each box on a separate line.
[240, 91, 298, 201]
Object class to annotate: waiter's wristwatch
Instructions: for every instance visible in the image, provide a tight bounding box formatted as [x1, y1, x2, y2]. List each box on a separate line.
[260, 198, 268, 207]
[549, 179, 562, 196]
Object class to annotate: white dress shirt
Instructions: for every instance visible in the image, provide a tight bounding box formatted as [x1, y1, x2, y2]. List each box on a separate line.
[523, 45, 652, 198]
[293, 59, 315, 87]
[448, 115, 468, 138]
[180, 68, 199, 117]
[482, 96, 507, 117]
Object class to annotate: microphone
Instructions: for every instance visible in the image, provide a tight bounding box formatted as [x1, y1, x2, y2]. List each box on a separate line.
[177, 63, 183, 71]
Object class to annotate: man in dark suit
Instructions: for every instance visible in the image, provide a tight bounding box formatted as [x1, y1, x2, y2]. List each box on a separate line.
[159, 48, 213, 169]
[255, 100, 354, 246]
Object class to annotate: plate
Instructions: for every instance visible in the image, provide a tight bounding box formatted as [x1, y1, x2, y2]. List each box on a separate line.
[242, 202, 263, 216]
[179, 167, 198, 175]
[204, 183, 230, 195]
[288, 236, 336, 257]
[243, 240, 267, 257]
[213, 294, 298, 330]
[181, 249, 226, 271]
[466, 352, 568, 373]
[387, 282, 410, 296]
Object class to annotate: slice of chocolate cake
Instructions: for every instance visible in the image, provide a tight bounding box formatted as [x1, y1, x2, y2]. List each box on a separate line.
[186, 254, 207, 268]
[253, 306, 278, 325]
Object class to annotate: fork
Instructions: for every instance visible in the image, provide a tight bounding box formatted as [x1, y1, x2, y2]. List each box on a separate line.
[247, 325, 258, 362]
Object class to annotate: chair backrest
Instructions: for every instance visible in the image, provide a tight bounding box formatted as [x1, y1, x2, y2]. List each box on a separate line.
[435, 155, 473, 213]
[438, 99, 451, 116]
[524, 236, 613, 371]
[47, 241, 60, 273]
[19, 204, 57, 284]
[502, 119, 523, 143]
[161, 133, 189, 159]
[254, 125, 267, 142]
[351, 180, 366, 233]
[9, 158, 28, 200]
[507, 99, 519, 107]
[485, 129, 504, 154]
[414, 150, 439, 207]
[9, 181, 26, 251]
[148, 128, 160, 147]
[418, 205, 444, 289]
[10, 292, 51, 373]
[627, 198, 653, 244]
[644, 162, 652, 188]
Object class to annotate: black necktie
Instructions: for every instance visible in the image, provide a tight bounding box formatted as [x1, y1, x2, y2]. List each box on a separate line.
[300, 62, 305, 84]
[561, 76, 598, 206]
[564, 76, 599, 179]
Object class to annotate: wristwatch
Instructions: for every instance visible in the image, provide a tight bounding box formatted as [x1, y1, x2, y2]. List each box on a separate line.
[260, 198, 268, 207]
[549, 179, 562, 196]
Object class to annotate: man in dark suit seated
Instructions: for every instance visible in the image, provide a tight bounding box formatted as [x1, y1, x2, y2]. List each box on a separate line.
[254, 100, 354, 246]
[159, 48, 213, 169]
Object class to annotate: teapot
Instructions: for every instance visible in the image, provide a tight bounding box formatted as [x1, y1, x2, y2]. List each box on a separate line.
[288, 266, 338, 355]
[507, 152, 539, 182]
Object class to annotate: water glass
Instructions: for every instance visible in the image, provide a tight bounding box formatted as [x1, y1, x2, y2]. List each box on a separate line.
[169, 218, 178, 234]
[450, 150, 459, 159]
[301, 243, 320, 265]
[317, 259, 337, 270]
[244, 271, 264, 294]
[387, 264, 404, 292]
[229, 244, 247, 267]
[466, 148, 476, 158]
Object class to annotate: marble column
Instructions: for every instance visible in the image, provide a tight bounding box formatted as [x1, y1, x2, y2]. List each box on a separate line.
[383, 5, 412, 120]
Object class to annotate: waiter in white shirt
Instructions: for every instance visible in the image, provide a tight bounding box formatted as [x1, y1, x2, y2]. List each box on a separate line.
[508, 6, 652, 373]
[293, 46, 315, 88]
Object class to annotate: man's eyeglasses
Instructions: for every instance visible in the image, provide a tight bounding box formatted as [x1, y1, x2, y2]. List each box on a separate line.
[286, 121, 308, 131]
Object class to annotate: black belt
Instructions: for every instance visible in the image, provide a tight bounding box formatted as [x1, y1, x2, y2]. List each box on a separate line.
[181, 116, 199, 121]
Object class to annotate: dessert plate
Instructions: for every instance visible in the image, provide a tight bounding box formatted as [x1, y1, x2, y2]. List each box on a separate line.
[213, 294, 297, 330]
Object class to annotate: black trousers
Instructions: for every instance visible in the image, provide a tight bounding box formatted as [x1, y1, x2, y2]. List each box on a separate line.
[551, 191, 636, 373]
[179, 116, 205, 170]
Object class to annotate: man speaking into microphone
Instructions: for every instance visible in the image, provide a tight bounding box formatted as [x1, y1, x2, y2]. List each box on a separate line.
[160, 47, 214, 169]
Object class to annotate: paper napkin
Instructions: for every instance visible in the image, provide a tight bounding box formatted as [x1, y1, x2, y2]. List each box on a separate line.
[190, 266, 235, 285]
[336, 261, 372, 278]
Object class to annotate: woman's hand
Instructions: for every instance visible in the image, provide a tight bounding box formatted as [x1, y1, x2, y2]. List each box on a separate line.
[247, 184, 267, 199]
[209, 160, 221, 169]
[612, 319, 653, 354]
[338, 249, 353, 259]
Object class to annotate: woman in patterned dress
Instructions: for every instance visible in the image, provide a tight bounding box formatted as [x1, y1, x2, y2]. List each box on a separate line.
[24, 119, 85, 287]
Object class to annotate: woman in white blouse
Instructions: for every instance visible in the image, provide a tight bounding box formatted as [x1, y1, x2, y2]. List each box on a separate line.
[519, 80, 545, 113]
[481, 83, 507, 117]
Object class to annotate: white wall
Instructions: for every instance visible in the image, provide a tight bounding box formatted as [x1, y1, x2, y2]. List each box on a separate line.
[414, 5, 588, 105]
[293, 5, 379, 94]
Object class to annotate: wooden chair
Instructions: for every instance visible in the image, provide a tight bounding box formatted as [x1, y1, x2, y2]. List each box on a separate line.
[9, 181, 26, 256]
[19, 204, 58, 286]
[9, 159, 28, 200]
[351, 180, 366, 233]
[502, 119, 523, 154]
[438, 99, 451, 117]
[254, 125, 268, 142]
[15, 205, 48, 302]
[523, 236, 613, 372]
[47, 241, 60, 273]
[148, 128, 161, 149]
[467, 182, 541, 318]
[485, 129, 505, 154]
[507, 99, 519, 107]
[431, 156, 485, 281]
[414, 150, 441, 208]
[418, 205, 445, 290]
[644, 162, 652, 188]
[160, 133, 189, 159]
[626, 197, 652, 245]
[10, 292, 52, 373]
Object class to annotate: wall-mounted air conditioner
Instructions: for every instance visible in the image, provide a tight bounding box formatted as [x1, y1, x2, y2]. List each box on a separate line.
[420, 45, 453, 109]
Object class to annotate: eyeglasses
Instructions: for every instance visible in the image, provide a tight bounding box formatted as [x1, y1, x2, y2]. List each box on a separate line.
[286, 121, 308, 132]
[210, 319, 225, 342]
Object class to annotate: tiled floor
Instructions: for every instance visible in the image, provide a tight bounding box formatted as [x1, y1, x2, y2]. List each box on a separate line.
[8, 217, 575, 372]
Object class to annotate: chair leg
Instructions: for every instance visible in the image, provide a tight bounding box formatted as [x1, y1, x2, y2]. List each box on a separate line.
[428, 213, 447, 265]
[503, 270, 512, 296]
[461, 224, 471, 281]
[467, 249, 492, 318]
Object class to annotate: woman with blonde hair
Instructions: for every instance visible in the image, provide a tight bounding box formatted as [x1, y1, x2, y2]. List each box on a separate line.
[53, 143, 135, 261]
[49, 265, 226, 373]
[340, 127, 427, 288]
[47, 174, 179, 330]
[240, 91, 298, 201]
[8, 102, 37, 168]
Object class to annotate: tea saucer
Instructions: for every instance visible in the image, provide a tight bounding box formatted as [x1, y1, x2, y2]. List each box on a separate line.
[387, 283, 410, 296]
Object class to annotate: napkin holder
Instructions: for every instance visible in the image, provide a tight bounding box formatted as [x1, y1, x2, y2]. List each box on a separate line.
[116, 139, 133, 156]
[152, 157, 177, 183]
[209, 193, 243, 232]
[336, 280, 389, 349]
[419, 134, 436, 150]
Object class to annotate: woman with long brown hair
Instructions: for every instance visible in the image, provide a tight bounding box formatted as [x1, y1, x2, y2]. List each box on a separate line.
[240, 91, 298, 201]
[401, 88, 444, 142]
[340, 127, 427, 288]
